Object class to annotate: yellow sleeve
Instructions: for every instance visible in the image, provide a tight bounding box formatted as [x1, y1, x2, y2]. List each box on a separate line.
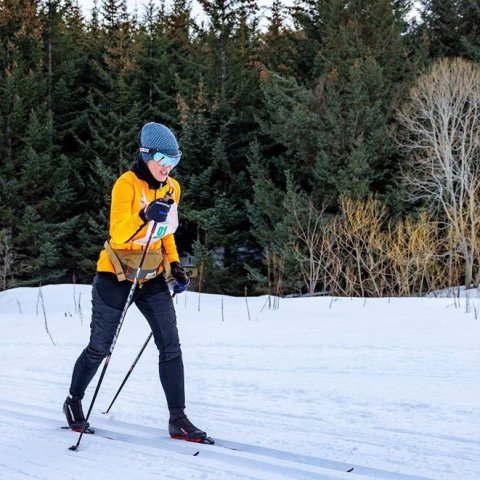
[109, 175, 145, 245]
[162, 233, 180, 263]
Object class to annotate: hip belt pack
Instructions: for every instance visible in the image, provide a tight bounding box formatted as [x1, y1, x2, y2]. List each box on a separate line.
[104, 241, 171, 283]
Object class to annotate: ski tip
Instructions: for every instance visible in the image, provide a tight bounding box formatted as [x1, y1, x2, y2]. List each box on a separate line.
[193, 451, 200, 456]
[346, 467, 354, 473]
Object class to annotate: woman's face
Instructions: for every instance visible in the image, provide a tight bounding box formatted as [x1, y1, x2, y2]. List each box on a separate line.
[147, 160, 173, 182]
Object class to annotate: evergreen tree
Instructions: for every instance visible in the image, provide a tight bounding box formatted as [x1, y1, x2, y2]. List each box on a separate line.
[296, 0, 415, 202]
[459, 0, 480, 60]
[14, 110, 78, 284]
[38, 0, 90, 278]
[72, 0, 141, 279]
[256, 71, 321, 194]
[174, 0, 263, 293]
[420, 0, 480, 60]
[135, 0, 198, 124]
[419, 0, 459, 58]
[257, 0, 298, 78]
[0, 0, 76, 286]
[0, 0, 431, 293]
[39, 0, 88, 144]
[246, 142, 304, 295]
[247, 0, 418, 294]
[176, 85, 254, 293]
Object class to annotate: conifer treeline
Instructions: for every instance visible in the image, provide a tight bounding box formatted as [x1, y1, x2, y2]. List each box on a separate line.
[0, 0, 478, 294]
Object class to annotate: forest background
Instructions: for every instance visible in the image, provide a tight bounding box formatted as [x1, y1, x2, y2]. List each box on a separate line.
[1, 0, 479, 297]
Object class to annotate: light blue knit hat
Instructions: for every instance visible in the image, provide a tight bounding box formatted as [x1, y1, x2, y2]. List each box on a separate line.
[139, 122, 180, 163]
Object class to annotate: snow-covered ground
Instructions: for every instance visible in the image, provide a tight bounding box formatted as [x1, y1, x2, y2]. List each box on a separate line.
[0, 284, 479, 480]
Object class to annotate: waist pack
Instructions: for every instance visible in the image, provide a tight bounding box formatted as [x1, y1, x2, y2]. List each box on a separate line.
[104, 241, 171, 283]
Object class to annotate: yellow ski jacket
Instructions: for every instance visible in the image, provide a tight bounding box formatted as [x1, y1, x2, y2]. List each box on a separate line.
[97, 169, 181, 275]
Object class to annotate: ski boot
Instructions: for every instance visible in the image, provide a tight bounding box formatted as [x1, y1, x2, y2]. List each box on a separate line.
[63, 395, 95, 434]
[168, 409, 214, 444]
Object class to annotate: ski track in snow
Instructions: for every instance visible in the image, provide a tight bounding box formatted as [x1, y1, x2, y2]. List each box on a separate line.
[0, 400, 431, 480]
[1, 285, 479, 480]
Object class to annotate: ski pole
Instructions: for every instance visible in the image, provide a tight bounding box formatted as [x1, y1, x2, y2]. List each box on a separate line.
[69, 223, 158, 452]
[102, 331, 153, 414]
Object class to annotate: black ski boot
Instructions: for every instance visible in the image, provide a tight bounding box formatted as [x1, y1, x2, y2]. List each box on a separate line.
[168, 409, 214, 444]
[63, 396, 95, 434]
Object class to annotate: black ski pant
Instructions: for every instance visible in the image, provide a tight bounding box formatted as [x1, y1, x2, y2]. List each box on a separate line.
[69, 272, 185, 411]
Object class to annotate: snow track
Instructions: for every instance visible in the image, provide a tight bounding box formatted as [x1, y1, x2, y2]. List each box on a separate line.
[0, 400, 434, 480]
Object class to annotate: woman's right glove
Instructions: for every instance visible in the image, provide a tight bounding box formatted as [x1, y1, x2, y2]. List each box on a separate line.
[170, 261, 190, 294]
[141, 198, 173, 223]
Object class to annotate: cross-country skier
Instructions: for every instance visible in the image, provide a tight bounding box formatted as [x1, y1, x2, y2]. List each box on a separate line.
[63, 122, 211, 443]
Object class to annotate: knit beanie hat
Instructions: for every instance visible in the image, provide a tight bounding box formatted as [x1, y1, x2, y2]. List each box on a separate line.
[139, 122, 180, 163]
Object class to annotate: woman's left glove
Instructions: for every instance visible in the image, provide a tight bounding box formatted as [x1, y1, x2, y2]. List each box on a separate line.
[170, 261, 190, 294]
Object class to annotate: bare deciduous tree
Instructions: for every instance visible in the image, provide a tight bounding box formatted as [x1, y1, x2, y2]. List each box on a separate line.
[335, 196, 389, 297]
[385, 211, 445, 296]
[397, 57, 480, 287]
[0, 229, 30, 291]
[291, 200, 330, 295]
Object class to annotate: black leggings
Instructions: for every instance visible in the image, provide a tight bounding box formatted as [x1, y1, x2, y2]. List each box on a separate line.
[69, 272, 185, 410]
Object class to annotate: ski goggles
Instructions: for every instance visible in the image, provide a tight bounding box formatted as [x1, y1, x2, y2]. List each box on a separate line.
[139, 147, 182, 168]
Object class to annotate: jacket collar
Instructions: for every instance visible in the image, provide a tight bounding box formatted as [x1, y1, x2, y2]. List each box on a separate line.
[130, 158, 166, 190]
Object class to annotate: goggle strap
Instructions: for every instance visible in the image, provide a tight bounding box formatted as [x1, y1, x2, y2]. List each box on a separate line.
[139, 147, 181, 160]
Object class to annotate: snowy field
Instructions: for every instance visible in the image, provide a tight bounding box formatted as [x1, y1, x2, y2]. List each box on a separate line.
[0, 284, 479, 480]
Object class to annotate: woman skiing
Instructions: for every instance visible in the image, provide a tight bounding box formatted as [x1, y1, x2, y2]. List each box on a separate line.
[63, 122, 212, 444]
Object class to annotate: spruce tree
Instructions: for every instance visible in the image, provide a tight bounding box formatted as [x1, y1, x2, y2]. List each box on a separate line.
[299, 0, 415, 202]
[420, 0, 480, 60]
[38, 0, 90, 279]
[14, 110, 78, 284]
[135, 0, 198, 124]
[257, 0, 299, 78]
[459, 0, 480, 60]
[72, 0, 141, 279]
[174, 0, 262, 293]
[0, 0, 78, 286]
[256, 72, 321, 194]
[247, 142, 303, 295]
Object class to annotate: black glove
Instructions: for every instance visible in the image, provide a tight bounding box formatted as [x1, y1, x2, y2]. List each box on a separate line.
[141, 198, 173, 223]
[170, 261, 190, 294]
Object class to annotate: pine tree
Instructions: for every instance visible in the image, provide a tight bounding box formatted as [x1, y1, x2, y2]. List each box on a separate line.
[419, 0, 459, 58]
[135, 0, 198, 124]
[246, 142, 303, 295]
[300, 0, 415, 201]
[135, 0, 173, 122]
[173, 0, 263, 293]
[37, 0, 92, 278]
[72, 0, 141, 278]
[39, 0, 88, 143]
[257, 0, 298, 78]
[176, 87, 253, 293]
[459, 0, 480, 60]
[0, 0, 78, 286]
[14, 110, 78, 284]
[256, 72, 321, 194]
[420, 0, 480, 60]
